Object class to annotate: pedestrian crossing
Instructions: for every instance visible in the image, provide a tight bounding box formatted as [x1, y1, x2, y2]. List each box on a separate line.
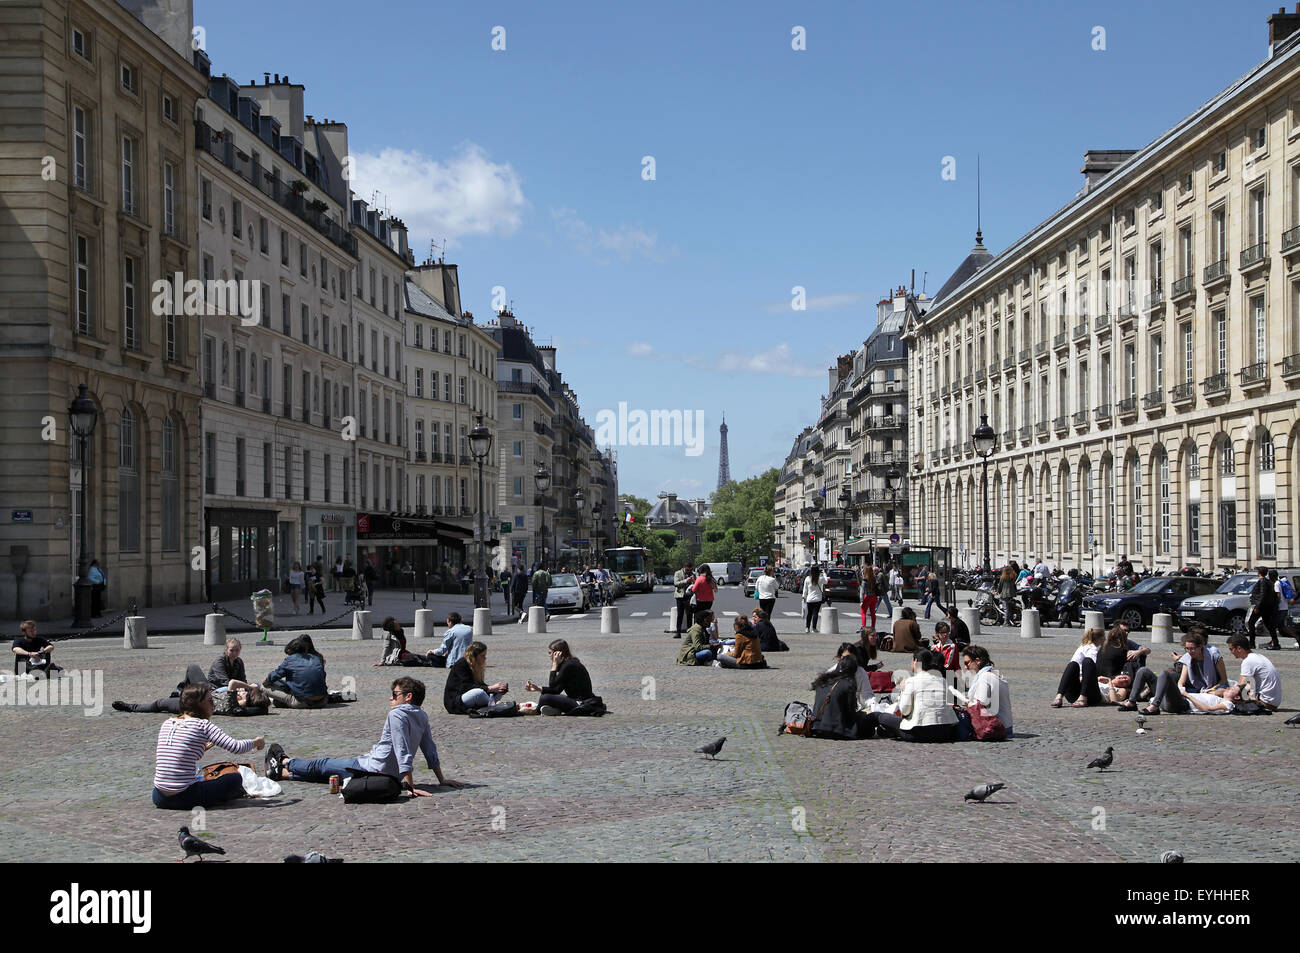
[631, 611, 647, 617]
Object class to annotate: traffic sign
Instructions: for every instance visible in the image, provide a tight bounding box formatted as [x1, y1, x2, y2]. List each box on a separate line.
[889, 533, 900, 543]
[500, 522, 512, 534]
[11, 510, 33, 523]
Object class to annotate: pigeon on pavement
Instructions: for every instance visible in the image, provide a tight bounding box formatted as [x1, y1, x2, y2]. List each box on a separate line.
[694, 737, 726, 759]
[1135, 714, 1148, 733]
[284, 852, 344, 863]
[1284, 712, 1300, 726]
[178, 827, 225, 862]
[1087, 746, 1114, 771]
[964, 782, 1006, 803]
[1161, 850, 1184, 863]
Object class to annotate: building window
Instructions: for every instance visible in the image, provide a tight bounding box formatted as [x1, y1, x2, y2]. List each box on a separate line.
[1259, 499, 1276, 558]
[513, 476, 523, 497]
[1219, 501, 1237, 556]
[513, 440, 523, 458]
[201, 178, 212, 220]
[75, 235, 92, 334]
[1130, 458, 1142, 554]
[72, 27, 91, 60]
[1252, 295, 1266, 364]
[284, 445, 293, 499]
[414, 368, 423, 398]
[303, 449, 311, 501]
[1254, 125, 1266, 151]
[1215, 310, 1227, 374]
[1158, 451, 1170, 556]
[120, 62, 136, 93]
[72, 105, 89, 190]
[161, 419, 179, 551]
[119, 409, 139, 552]
[205, 431, 217, 495]
[120, 136, 136, 214]
[122, 256, 140, 350]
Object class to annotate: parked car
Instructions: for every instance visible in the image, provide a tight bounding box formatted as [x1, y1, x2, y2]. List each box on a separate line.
[1081, 575, 1220, 630]
[743, 568, 764, 598]
[545, 573, 589, 613]
[822, 568, 860, 603]
[1178, 569, 1300, 634]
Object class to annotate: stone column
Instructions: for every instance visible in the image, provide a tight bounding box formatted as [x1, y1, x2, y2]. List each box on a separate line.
[124, 616, 148, 649]
[203, 612, 226, 646]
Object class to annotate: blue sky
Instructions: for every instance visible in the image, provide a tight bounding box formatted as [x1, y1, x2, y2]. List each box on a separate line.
[194, 0, 1272, 500]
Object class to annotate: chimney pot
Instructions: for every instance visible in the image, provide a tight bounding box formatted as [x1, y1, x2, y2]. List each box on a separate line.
[264, 72, 270, 82]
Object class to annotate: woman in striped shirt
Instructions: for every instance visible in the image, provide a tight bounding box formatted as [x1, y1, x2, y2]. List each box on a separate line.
[152, 683, 265, 810]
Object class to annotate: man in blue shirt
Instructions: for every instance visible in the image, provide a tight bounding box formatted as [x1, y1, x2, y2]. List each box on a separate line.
[266, 677, 463, 794]
[429, 612, 474, 667]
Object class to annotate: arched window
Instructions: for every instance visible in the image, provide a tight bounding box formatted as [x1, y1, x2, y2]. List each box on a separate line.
[1009, 472, 1018, 552]
[1186, 448, 1201, 556]
[1103, 460, 1115, 552]
[1157, 450, 1170, 556]
[1259, 433, 1277, 559]
[1218, 440, 1237, 558]
[1220, 443, 1235, 476]
[1080, 459, 1093, 552]
[119, 408, 140, 553]
[1061, 463, 1073, 551]
[1130, 457, 1143, 554]
[161, 418, 180, 552]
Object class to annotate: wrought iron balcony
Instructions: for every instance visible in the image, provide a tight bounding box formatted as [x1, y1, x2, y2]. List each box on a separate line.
[1003, 355, 1015, 370]
[414, 450, 427, 462]
[1170, 274, 1196, 300]
[1201, 372, 1229, 397]
[1053, 415, 1068, 432]
[1240, 362, 1268, 389]
[1142, 390, 1163, 411]
[1094, 403, 1111, 423]
[987, 362, 999, 379]
[929, 450, 939, 464]
[1002, 428, 1014, 444]
[1035, 421, 1048, 436]
[1034, 341, 1048, 358]
[1018, 348, 1031, 365]
[975, 368, 986, 384]
[1018, 425, 1031, 441]
[1117, 396, 1137, 416]
[1072, 410, 1089, 428]
[1095, 313, 1111, 334]
[1283, 226, 1300, 254]
[1281, 352, 1300, 380]
[1240, 242, 1267, 271]
[1053, 332, 1069, 351]
[1116, 304, 1136, 327]
[1144, 284, 1164, 310]
[963, 374, 973, 389]
[1203, 258, 1229, 285]
[1072, 322, 1089, 341]
[1169, 381, 1195, 405]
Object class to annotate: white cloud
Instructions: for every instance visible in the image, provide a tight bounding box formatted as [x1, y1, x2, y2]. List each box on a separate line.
[350, 144, 526, 248]
[763, 292, 865, 314]
[552, 206, 675, 264]
[626, 341, 655, 357]
[626, 342, 822, 379]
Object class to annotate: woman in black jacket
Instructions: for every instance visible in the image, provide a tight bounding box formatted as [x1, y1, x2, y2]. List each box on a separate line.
[524, 639, 595, 714]
[443, 641, 508, 714]
[809, 655, 878, 740]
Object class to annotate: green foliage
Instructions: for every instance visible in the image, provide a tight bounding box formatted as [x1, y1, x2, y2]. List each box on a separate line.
[698, 469, 778, 564]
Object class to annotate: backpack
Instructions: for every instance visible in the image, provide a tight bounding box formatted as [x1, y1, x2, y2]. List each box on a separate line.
[566, 695, 607, 717]
[782, 700, 815, 736]
[1281, 578, 1296, 601]
[467, 700, 520, 718]
[340, 772, 404, 803]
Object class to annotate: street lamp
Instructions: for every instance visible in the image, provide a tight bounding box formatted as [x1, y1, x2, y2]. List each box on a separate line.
[811, 495, 823, 567]
[592, 501, 603, 563]
[534, 463, 551, 570]
[575, 490, 585, 565]
[885, 466, 901, 571]
[469, 414, 493, 609]
[69, 384, 98, 627]
[838, 484, 852, 567]
[973, 413, 997, 574]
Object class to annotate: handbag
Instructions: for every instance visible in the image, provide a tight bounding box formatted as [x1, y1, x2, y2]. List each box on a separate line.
[201, 761, 253, 781]
[968, 700, 1007, 741]
[468, 700, 519, 718]
[868, 670, 895, 693]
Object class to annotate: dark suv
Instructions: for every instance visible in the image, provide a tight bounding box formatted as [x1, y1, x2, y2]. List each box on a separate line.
[823, 568, 859, 603]
[1081, 575, 1220, 630]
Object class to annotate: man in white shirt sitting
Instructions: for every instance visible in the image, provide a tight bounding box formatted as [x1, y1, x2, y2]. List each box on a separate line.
[1224, 634, 1282, 711]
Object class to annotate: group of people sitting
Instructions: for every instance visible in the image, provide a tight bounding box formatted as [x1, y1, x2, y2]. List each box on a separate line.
[443, 638, 599, 715]
[675, 608, 787, 668]
[1051, 623, 1282, 715]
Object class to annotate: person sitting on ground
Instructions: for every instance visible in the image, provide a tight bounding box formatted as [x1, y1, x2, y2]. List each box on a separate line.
[378, 617, 439, 667]
[443, 642, 508, 715]
[851, 630, 882, 671]
[750, 608, 788, 652]
[808, 654, 878, 740]
[825, 642, 874, 710]
[267, 676, 463, 794]
[116, 664, 269, 716]
[207, 638, 246, 689]
[959, 644, 1014, 738]
[1128, 630, 1228, 716]
[931, 622, 961, 672]
[1095, 623, 1147, 705]
[717, 617, 768, 669]
[524, 639, 596, 714]
[676, 610, 718, 666]
[11, 620, 60, 677]
[1052, 628, 1106, 708]
[430, 612, 474, 668]
[874, 649, 958, 743]
[944, 604, 970, 648]
[890, 606, 922, 653]
[264, 635, 330, 709]
[1223, 634, 1282, 712]
[151, 683, 265, 810]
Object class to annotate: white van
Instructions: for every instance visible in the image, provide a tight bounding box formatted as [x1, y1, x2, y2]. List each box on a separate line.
[702, 562, 743, 586]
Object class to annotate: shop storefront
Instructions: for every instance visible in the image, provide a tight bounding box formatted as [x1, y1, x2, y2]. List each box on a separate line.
[355, 513, 472, 589]
[205, 507, 279, 602]
[302, 507, 355, 574]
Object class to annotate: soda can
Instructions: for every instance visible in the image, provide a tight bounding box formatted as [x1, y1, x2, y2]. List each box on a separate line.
[328, 775, 340, 795]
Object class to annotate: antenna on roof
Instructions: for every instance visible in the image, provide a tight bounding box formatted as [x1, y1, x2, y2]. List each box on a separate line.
[922, 271, 928, 295]
[975, 154, 983, 245]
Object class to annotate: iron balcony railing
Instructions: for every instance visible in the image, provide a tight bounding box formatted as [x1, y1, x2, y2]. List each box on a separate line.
[1203, 258, 1229, 284]
[1240, 362, 1268, 387]
[1117, 396, 1137, 415]
[1094, 403, 1111, 422]
[1170, 274, 1196, 299]
[1240, 242, 1267, 270]
[1072, 410, 1089, 427]
[1170, 381, 1195, 403]
[1202, 372, 1228, 396]
[1283, 226, 1300, 254]
[1142, 390, 1163, 410]
[1281, 353, 1300, 378]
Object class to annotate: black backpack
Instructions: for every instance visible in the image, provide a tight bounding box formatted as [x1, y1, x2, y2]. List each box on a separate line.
[566, 695, 607, 717]
[339, 773, 403, 803]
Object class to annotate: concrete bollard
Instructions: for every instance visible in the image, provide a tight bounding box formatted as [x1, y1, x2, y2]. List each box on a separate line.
[818, 603, 840, 635]
[473, 607, 492, 638]
[203, 612, 226, 646]
[891, 605, 904, 625]
[414, 608, 435, 640]
[1151, 612, 1174, 644]
[1020, 607, 1041, 639]
[959, 606, 981, 640]
[1084, 610, 1105, 632]
[601, 606, 620, 634]
[667, 605, 679, 634]
[527, 605, 548, 634]
[124, 616, 148, 649]
[351, 609, 372, 640]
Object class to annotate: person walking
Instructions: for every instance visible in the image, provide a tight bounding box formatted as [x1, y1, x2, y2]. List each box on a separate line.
[688, 565, 717, 619]
[510, 564, 529, 617]
[859, 565, 880, 632]
[802, 565, 825, 633]
[755, 564, 779, 621]
[87, 559, 107, 617]
[923, 570, 941, 620]
[997, 565, 1018, 627]
[672, 562, 695, 638]
[529, 564, 553, 622]
[306, 562, 327, 615]
[287, 561, 305, 615]
[362, 560, 378, 608]
[331, 556, 344, 593]
[1247, 566, 1278, 650]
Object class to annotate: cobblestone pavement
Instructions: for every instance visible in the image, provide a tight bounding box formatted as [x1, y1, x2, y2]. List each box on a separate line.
[2, 586, 1297, 862]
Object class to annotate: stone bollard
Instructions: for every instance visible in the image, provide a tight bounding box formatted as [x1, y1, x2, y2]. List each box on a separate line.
[667, 605, 679, 634]
[601, 606, 620, 634]
[891, 605, 904, 625]
[1151, 612, 1174, 644]
[124, 615, 148, 649]
[1020, 607, 1041, 639]
[203, 612, 226, 646]
[351, 609, 372, 640]
[959, 606, 981, 640]
[527, 605, 548, 634]
[473, 607, 492, 638]
[1084, 610, 1105, 632]
[414, 608, 435, 640]
[818, 603, 840, 635]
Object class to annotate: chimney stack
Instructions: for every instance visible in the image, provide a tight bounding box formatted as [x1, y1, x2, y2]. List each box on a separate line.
[1270, 5, 1300, 55]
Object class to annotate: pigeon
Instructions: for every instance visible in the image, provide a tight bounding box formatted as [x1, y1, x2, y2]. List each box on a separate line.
[177, 827, 225, 862]
[964, 782, 1006, 803]
[1135, 714, 1147, 734]
[1161, 850, 1184, 863]
[1086, 746, 1114, 771]
[1285, 712, 1300, 726]
[694, 736, 726, 759]
[284, 852, 344, 863]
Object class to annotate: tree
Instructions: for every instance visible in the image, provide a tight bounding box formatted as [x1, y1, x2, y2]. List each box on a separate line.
[698, 469, 778, 564]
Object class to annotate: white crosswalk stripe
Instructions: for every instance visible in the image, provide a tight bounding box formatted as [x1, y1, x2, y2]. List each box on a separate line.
[631, 611, 647, 617]
[661, 611, 671, 616]
[722, 611, 738, 617]
[782, 612, 800, 617]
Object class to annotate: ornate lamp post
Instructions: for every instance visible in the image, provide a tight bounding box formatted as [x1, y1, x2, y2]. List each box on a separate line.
[885, 465, 901, 570]
[69, 384, 98, 627]
[468, 414, 493, 609]
[591, 501, 603, 563]
[534, 463, 551, 570]
[973, 413, 997, 574]
[811, 495, 823, 567]
[838, 484, 852, 566]
[575, 489, 585, 565]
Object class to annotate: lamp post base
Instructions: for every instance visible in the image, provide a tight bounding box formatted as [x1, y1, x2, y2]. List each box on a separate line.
[473, 572, 488, 610]
[73, 580, 94, 628]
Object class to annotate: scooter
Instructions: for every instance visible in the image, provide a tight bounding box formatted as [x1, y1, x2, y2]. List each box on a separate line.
[1055, 577, 1084, 628]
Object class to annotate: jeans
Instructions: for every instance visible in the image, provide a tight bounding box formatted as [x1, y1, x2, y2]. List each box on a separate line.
[266, 688, 327, 709]
[879, 592, 893, 617]
[694, 649, 714, 663]
[1056, 658, 1102, 704]
[923, 594, 937, 619]
[861, 595, 879, 630]
[875, 713, 956, 742]
[805, 600, 822, 631]
[1131, 667, 1190, 713]
[1248, 608, 1279, 647]
[286, 756, 362, 783]
[461, 688, 499, 709]
[538, 693, 578, 713]
[152, 773, 244, 809]
[675, 596, 690, 634]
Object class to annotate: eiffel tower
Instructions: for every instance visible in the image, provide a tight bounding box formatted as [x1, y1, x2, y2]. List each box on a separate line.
[716, 414, 731, 491]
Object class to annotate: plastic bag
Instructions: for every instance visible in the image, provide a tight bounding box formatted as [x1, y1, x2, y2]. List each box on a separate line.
[238, 765, 282, 798]
[251, 589, 275, 628]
